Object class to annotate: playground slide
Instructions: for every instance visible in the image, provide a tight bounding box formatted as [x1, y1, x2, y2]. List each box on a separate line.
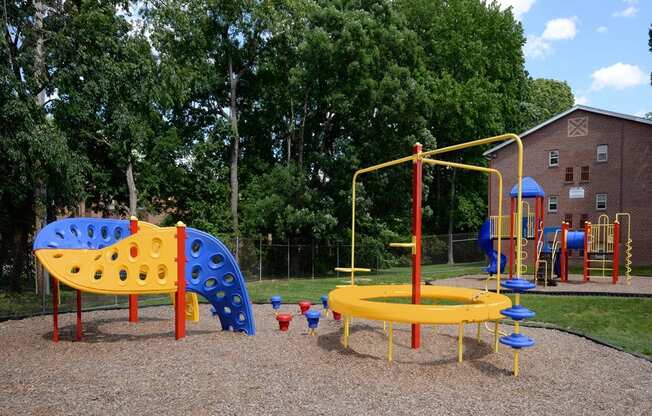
[478, 219, 506, 275]
[33, 218, 255, 335]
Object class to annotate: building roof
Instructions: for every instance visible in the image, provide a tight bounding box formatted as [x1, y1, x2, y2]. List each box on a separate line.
[510, 176, 545, 198]
[484, 105, 652, 156]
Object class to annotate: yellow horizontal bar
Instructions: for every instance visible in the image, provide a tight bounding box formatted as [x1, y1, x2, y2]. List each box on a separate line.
[389, 242, 415, 248]
[334, 267, 371, 273]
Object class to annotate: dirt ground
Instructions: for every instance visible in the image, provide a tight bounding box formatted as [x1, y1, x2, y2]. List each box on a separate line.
[1, 304, 650, 416]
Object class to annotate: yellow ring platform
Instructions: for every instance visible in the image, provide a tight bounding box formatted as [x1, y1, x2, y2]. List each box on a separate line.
[328, 284, 511, 324]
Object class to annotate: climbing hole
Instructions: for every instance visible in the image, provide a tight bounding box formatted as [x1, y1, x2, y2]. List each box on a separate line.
[157, 265, 167, 283]
[70, 225, 80, 237]
[119, 268, 128, 281]
[114, 227, 122, 240]
[215, 290, 225, 299]
[151, 238, 162, 258]
[53, 253, 63, 259]
[223, 306, 232, 315]
[191, 265, 201, 282]
[223, 273, 235, 285]
[209, 254, 224, 268]
[55, 230, 65, 240]
[238, 312, 246, 322]
[87, 225, 94, 238]
[70, 266, 80, 274]
[191, 240, 202, 257]
[93, 269, 103, 280]
[129, 243, 138, 259]
[204, 278, 217, 289]
[232, 294, 242, 306]
[101, 226, 109, 241]
[139, 265, 148, 281]
[110, 250, 119, 261]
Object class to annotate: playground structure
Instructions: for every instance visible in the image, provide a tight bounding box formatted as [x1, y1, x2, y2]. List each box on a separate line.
[328, 134, 537, 376]
[481, 177, 633, 286]
[33, 217, 255, 342]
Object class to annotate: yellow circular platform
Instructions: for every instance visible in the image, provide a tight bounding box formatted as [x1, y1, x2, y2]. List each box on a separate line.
[328, 284, 511, 324]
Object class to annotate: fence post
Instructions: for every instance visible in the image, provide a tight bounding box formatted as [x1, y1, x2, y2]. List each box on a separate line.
[259, 235, 262, 281]
[336, 243, 340, 278]
[287, 238, 290, 280]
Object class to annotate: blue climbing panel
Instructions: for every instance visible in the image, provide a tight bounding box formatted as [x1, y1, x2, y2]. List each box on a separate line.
[185, 228, 256, 335]
[33, 218, 131, 250]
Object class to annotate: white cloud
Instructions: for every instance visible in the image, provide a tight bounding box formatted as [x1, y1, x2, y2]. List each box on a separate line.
[524, 35, 552, 59]
[596, 26, 608, 34]
[542, 17, 578, 40]
[574, 95, 589, 105]
[613, 6, 637, 17]
[590, 63, 647, 90]
[496, 0, 536, 19]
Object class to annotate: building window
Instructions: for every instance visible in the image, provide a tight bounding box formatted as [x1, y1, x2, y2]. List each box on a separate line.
[549, 150, 559, 167]
[597, 145, 608, 162]
[596, 193, 607, 210]
[564, 214, 573, 228]
[564, 167, 574, 182]
[580, 166, 590, 182]
[548, 196, 558, 213]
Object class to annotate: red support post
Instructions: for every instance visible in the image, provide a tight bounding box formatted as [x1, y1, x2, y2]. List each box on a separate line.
[612, 221, 620, 284]
[533, 197, 541, 277]
[560, 222, 568, 282]
[51, 277, 59, 342]
[583, 222, 591, 282]
[175, 222, 187, 340]
[128, 217, 139, 323]
[411, 143, 423, 350]
[75, 290, 82, 341]
[509, 197, 515, 279]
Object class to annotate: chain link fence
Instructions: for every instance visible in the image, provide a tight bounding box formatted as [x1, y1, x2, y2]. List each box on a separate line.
[1, 233, 485, 319]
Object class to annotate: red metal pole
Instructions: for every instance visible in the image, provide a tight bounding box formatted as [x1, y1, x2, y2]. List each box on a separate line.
[533, 197, 540, 277]
[612, 221, 620, 284]
[128, 217, 139, 323]
[509, 197, 515, 279]
[51, 276, 59, 342]
[411, 143, 423, 350]
[583, 222, 591, 282]
[561, 222, 568, 282]
[175, 222, 187, 340]
[75, 290, 82, 341]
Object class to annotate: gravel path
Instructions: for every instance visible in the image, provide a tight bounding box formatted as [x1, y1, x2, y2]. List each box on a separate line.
[435, 274, 652, 295]
[1, 304, 651, 415]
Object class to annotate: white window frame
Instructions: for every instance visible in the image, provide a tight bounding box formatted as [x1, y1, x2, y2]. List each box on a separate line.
[548, 150, 559, 167]
[596, 193, 607, 211]
[596, 144, 608, 162]
[548, 195, 558, 213]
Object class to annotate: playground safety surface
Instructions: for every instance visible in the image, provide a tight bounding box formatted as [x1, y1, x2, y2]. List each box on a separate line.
[1, 304, 650, 415]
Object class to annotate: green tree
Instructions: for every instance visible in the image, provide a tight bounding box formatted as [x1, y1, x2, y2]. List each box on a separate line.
[1, 1, 84, 290]
[521, 78, 574, 130]
[50, 1, 162, 217]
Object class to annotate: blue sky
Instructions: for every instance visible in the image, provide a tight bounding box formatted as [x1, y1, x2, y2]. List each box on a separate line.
[498, 0, 651, 117]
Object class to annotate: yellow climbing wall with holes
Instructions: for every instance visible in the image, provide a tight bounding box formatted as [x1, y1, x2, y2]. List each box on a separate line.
[35, 228, 180, 295]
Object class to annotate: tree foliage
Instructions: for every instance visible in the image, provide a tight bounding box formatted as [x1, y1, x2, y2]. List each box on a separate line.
[1, 0, 581, 289]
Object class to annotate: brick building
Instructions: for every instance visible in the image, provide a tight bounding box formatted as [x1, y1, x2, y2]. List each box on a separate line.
[484, 105, 652, 265]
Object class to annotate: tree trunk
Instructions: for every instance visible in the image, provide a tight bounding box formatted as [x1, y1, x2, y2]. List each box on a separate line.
[297, 90, 309, 169]
[447, 169, 457, 265]
[228, 55, 240, 236]
[33, 0, 46, 295]
[126, 160, 138, 216]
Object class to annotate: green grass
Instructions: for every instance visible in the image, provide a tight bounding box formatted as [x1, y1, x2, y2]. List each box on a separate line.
[246, 262, 484, 304]
[518, 295, 652, 358]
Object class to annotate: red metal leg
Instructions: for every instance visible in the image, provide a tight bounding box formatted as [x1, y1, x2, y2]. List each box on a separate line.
[175, 222, 186, 340]
[51, 277, 59, 342]
[129, 217, 139, 323]
[411, 143, 423, 349]
[76, 290, 82, 341]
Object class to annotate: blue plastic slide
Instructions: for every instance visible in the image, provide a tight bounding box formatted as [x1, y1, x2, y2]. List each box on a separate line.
[478, 219, 506, 275]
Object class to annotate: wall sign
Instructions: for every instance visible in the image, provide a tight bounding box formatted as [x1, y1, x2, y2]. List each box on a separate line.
[569, 187, 585, 199]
